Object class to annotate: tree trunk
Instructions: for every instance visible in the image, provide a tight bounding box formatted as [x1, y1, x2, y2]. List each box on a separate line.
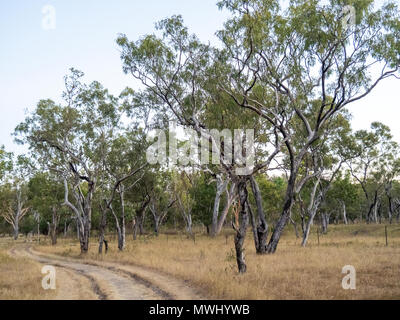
[109, 203, 125, 251]
[13, 218, 19, 240]
[76, 219, 80, 240]
[301, 206, 319, 247]
[98, 204, 107, 254]
[118, 189, 126, 251]
[234, 180, 249, 273]
[301, 218, 313, 247]
[80, 220, 90, 253]
[289, 216, 299, 238]
[249, 176, 268, 254]
[215, 182, 236, 235]
[149, 198, 173, 237]
[266, 171, 297, 254]
[139, 215, 145, 234]
[301, 176, 323, 247]
[321, 212, 328, 234]
[63, 179, 93, 254]
[342, 201, 348, 225]
[185, 214, 193, 235]
[367, 191, 378, 224]
[211, 176, 228, 237]
[133, 197, 149, 240]
[378, 201, 382, 224]
[133, 217, 138, 240]
[82, 218, 90, 253]
[117, 225, 124, 251]
[37, 220, 40, 242]
[248, 203, 259, 251]
[154, 216, 160, 236]
[49, 207, 59, 245]
[388, 195, 393, 224]
[395, 199, 400, 224]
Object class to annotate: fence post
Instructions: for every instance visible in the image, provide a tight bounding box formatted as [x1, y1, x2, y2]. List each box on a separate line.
[385, 225, 388, 246]
[317, 228, 320, 246]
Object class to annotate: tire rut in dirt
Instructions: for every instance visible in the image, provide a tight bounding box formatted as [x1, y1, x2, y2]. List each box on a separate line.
[25, 247, 164, 300]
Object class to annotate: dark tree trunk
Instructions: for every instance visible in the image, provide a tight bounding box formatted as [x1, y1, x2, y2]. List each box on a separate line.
[80, 222, 90, 253]
[98, 204, 108, 254]
[248, 203, 259, 251]
[321, 212, 328, 234]
[49, 207, 59, 246]
[266, 171, 296, 254]
[249, 176, 268, 254]
[78, 208, 92, 254]
[133, 197, 149, 240]
[234, 180, 249, 273]
[154, 216, 160, 236]
[388, 195, 393, 224]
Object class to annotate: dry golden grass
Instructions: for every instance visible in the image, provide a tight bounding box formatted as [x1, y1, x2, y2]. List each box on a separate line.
[0, 240, 56, 300]
[30, 224, 400, 299]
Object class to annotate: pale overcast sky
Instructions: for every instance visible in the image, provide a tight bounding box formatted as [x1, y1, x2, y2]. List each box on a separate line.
[0, 0, 399, 155]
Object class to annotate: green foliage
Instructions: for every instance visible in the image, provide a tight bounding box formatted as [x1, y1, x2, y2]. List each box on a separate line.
[28, 172, 67, 231]
[251, 175, 286, 222]
[0, 146, 13, 182]
[190, 173, 216, 226]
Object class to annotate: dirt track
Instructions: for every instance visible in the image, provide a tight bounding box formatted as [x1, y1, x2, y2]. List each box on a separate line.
[9, 246, 205, 300]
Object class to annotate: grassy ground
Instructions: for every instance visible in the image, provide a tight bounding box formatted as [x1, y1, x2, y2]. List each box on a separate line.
[0, 240, 56, 300]
[33, 223, 400, 300]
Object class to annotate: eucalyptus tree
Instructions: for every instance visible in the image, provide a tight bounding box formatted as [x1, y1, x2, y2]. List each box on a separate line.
[380, 145, 400, 224]
[347, 122, 398, 223]
[386, 180, 400, 224]
[0, 146, 12, 182]
[130, 177, 152, 239]
[148, 172, 177, 236]
[210, 171, 237, 236]
[291, 112, 355, 246]
[15, 69, 120, 253]
[216, 0, 400, 254]
[98, 130, 148, 252]
[325, 171, 359, 228]
[172, 171, 195, 235]
[0, 156, 32, 240]
[28, 172, 66, 245]
[117, 16, 283, 273]
[384, 161, 400, 224]
[0, 183, 30, 240]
